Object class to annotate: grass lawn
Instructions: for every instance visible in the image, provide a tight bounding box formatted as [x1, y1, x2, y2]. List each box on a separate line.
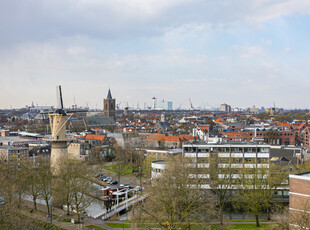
[230, 224, 276, 229]
[106, 223, 131, 228]
[125, 219, 157, 223]
[210, 223, 276, 230]
[229, 219, 268, 222]
[103, 164, 133, 175]
[137, 223, 158, 228]
[85, 225, 104, 230]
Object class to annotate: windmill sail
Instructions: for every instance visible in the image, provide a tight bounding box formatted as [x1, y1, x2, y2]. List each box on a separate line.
[56, 85, 64, 109]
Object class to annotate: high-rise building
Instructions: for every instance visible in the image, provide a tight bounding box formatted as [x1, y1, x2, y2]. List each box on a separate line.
[220, 103, 231, 112]
[156, 100, 173, 110]
[104, 89, 116, 120]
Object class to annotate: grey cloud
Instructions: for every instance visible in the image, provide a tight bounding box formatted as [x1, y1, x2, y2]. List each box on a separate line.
[1, 0, 310, 46]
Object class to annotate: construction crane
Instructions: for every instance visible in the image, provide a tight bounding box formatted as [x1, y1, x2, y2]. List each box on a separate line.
[116, 101, 122, 110]
[189, 98, 194, 110]
[177, 103, 182, 110]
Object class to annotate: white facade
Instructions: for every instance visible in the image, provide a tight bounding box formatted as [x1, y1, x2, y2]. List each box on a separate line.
[151, 160, 166, 178]
[183, 143, 271, 188]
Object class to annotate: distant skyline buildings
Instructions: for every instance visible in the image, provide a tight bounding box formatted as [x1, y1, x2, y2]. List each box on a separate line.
[1, 1, 310, 109]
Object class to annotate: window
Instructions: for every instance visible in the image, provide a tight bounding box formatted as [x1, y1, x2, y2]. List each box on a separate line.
[232, 158, 242, 163]
[244, 158, 253, 163]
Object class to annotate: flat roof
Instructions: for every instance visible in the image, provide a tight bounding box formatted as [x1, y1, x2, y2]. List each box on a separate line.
[183, 142, 270, 147]
[0, 136, 41, 143]
[289, 172, 310, 181]
[0, 146, 28, 150]
[146, 148, 182, 153]
[152, 160, 166, 164]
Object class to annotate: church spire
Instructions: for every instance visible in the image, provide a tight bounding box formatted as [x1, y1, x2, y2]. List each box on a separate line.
[107, 88, 112, 99]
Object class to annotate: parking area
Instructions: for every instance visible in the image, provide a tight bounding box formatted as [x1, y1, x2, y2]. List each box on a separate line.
[94, 173, 141, 192]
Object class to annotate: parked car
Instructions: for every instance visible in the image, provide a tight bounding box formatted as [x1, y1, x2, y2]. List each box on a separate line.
[0, 196, 4, 206]
[103, 177, 112, 182]
[119, 183, 130, 188]
[95, 174, 103, 178]
[100, 176, 108, 181]
[110, 180, 118, 185]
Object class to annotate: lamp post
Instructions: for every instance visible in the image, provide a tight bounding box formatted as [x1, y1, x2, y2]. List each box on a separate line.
[139, 166, 142, 193]
[49, 199, 52, 230]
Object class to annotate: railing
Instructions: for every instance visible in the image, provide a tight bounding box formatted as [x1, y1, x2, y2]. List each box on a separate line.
[93, 195, 146, 219]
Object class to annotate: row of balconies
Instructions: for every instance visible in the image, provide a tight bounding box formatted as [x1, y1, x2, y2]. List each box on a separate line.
[184, 152, 270, 158]
[191, 163, 269, 168]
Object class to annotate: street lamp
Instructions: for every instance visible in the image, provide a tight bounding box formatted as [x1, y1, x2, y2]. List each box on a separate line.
[120, 216, 126, 230]
[139, 166, 142, 193]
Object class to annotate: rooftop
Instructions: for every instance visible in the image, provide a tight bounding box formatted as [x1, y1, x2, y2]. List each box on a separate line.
[152, 160, 166, 165]
[0, 146, 28, 150]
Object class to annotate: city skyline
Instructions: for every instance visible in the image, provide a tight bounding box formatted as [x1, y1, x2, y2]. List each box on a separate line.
[1, 1, 310, 109]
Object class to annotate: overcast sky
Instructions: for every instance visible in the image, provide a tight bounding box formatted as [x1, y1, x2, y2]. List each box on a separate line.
[1, 0, 310, 110]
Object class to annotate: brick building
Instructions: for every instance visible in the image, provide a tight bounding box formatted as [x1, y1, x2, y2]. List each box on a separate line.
[289, 172, 310, 229]
[221, 130, 295, 146]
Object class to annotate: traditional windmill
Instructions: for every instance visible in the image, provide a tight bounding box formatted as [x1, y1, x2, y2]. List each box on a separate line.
[48, 86, 74, 172]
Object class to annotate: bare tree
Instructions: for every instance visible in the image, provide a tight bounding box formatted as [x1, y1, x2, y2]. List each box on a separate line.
[264, 163, 290, 220]
[139, 156, 216, 229]
[0, 160, 46, 229]
[53, 159, 74, 215]
[112, 145, 134, 183]
[37, 158, 53, 216]
[9, 158, 28, 209]
[289, 198, 310, 229]
[209, 157, 235, 229]
[66, 161, 92, 223]
[234, 164, 270, 227]
[25, 161, 41, 211]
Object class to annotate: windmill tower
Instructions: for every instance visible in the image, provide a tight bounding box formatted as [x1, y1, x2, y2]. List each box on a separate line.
[48, 86, 73, 172]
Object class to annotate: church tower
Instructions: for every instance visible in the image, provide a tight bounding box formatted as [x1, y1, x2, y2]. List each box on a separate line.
[104, 89, 116, 120]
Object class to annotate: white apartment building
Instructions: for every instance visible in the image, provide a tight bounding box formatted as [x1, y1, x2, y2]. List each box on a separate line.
[182, 143, 271, 189]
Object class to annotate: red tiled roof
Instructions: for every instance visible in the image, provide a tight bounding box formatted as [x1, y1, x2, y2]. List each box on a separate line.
[298, 122, 307, 130]
[84, 134, 106, 142]
[146, 134, 193, 143]
[214, 118, 224, 123]
[277, 122, 291, 127]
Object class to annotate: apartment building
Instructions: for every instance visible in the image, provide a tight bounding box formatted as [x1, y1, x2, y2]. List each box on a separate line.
[0, 146, 29, 161]
[182, 143, 271, 189]
[220, 130, 295, 146]
[145, 148, 182, 160]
